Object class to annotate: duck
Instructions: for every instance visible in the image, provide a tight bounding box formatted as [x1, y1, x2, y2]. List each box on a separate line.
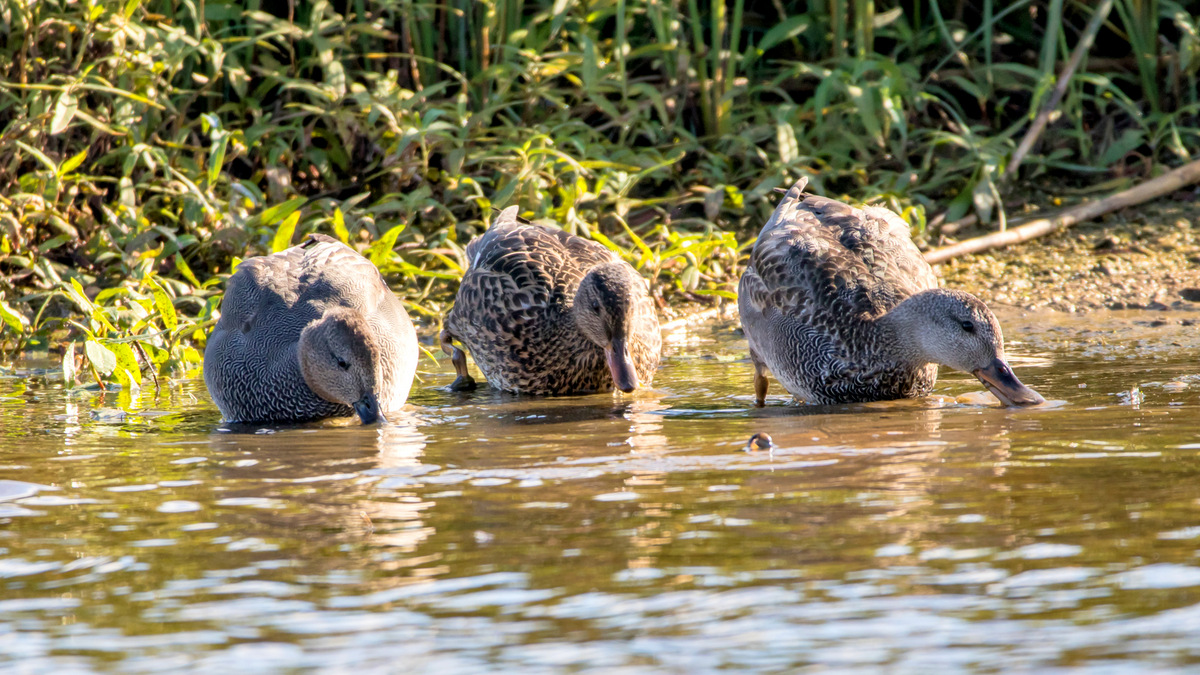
[204, 233, 418, 424]
[441, 206, 661, 395]
[737, 178, 1043, 408]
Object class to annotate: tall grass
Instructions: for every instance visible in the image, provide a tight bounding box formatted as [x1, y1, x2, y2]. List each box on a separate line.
[1, 0, 1198, 388]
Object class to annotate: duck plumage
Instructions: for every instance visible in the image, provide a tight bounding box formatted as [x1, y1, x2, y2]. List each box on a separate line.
[443, 207, 661, 395]
[204, 234, 417, 423]
[739, 178, 1043, 407]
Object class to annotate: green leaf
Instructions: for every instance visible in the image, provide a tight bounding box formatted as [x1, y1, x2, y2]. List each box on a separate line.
[332, 208, 350, 243]
[272, 210, 300, 253]
[755, 15, 810, 54]
[680, 265, 700, 291]
[368, 224, 406, 266]
[112, 343, 142, 385]
[581, 35, 598, 91]
[775, 121, 798, 165]
[0, 299, 30, 334]
[1099, 128, 1146, 166]
[85, 340, 117, 376]
[50, 91, 79, 135]
[139, 342, 168, 366]
[846, 84, 884, 146]
[692, 288, 738, 300]
[587, 229, 624, 255]
[387, 260, 460, 280]
[259, 197, 306, 227]
[174, 252, 202, 288]
[208, 132, 229, 188]
[548, 0, 572, 40]
[148, 279, 178, 332]
[14, 141, 56, 173]
[58, 149, 88, 177]
[37, 234, 72, 252]
[325, 60, 347, 97]
[68, 278, 95, 313]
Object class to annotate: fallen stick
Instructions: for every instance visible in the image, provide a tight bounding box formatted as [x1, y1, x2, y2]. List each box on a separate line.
[1003, 0, 1114, 183]
[925, 158, 1200, 265]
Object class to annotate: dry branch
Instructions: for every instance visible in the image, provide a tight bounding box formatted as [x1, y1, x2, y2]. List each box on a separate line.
[925, 158, 1200, 265]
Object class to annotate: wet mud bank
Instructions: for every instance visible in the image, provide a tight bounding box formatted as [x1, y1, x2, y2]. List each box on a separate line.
[935, 199, 1200, 314]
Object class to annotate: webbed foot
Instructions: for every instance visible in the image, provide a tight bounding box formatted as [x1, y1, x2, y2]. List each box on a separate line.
[449, 374, 477, 392]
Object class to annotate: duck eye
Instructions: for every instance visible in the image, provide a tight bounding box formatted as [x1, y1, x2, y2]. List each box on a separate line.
[960, 320, 975, 333]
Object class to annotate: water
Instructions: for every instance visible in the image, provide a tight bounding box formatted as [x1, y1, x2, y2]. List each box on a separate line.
[4, 310, 1200, 672]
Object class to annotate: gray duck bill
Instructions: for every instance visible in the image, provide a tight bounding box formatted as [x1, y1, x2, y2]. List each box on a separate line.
[972, 358, 1044, 407]
[605, 338, 639, 393]
[353, 392, 386, 424]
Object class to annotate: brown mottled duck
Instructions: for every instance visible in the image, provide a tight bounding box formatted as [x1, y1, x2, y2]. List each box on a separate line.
[204, 234, 418, 424]
[441, 206, 661, 395]
[738, 178, 1044, 408]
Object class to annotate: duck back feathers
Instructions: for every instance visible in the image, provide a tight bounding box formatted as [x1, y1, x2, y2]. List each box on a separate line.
[742, 187, 937, 327]
[462, 207, 618, 309]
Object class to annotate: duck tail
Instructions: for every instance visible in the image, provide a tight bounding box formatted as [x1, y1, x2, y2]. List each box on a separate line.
[760, 177, 812, 236]
[490, 205, 524, 229]
[784, 176, 808, 201]
[771, 177, 810, 203]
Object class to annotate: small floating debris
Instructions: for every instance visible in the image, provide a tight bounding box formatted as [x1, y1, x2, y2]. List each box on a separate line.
[744, 432, 774, 452]
[89, 408, 127, 423]
[1118, 386, 1145, 407]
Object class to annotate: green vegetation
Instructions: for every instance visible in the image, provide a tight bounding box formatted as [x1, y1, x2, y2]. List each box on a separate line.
[1, 0, 1198, 388]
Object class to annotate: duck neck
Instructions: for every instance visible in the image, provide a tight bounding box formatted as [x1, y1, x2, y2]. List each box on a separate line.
[874, 290, 944, 367]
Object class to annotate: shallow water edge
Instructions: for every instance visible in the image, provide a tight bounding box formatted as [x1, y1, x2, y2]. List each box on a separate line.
[3, 309, 1200, 672]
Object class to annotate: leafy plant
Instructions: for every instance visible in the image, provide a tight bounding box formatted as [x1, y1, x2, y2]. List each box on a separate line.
[1, 0, 1198, 395]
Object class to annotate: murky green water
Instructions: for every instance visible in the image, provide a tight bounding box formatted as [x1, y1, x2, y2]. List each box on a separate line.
[5, 310, 1200, 672]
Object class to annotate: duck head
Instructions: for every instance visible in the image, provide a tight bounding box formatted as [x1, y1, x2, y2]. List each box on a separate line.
[893, 289, 1044, 407]
[299, 308, 387, 423]
[573, 262, 646, 393]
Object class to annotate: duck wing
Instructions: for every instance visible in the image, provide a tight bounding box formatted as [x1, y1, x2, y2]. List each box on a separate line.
[459, 206, 618, 315]
[742, 183, 936, 323]
[292, 234, 396, 314]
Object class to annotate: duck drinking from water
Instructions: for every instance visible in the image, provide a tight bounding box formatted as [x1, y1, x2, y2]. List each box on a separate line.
[204, 234, 418, 424]
[738, 178, 1043, 408]
[441, 206, 661, 395]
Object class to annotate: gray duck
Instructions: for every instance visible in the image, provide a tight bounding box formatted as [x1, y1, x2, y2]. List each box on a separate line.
[204, 234, 417, 423]
[441, 206, 661, 395]
[738, 178, 1043, 407]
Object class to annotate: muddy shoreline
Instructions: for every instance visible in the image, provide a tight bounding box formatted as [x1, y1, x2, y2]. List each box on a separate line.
[933, 199, 1200, 313]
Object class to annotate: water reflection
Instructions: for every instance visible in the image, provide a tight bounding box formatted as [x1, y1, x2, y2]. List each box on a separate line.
[5, 312, 1200, 670]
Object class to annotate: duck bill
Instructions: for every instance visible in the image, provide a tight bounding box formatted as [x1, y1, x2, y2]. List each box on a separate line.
[605, 338, 639, 393]
[972, 358, 1044, 407]
[352, 392, 386, 424]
